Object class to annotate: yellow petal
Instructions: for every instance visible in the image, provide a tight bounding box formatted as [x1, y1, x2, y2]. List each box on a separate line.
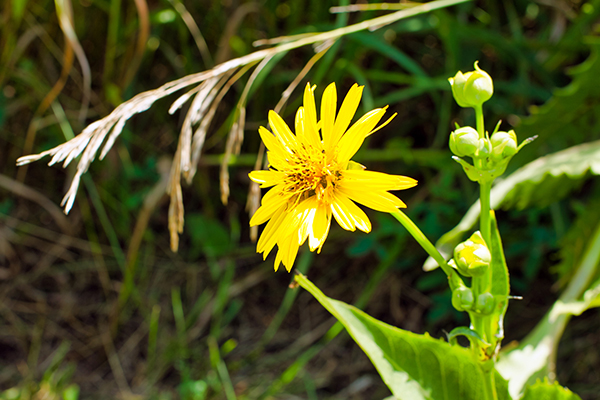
[269, 110, 297, 151]
[309, 204, 331, 252]
[331, 192, 371, 233]
[337, 108, 386, 164]
[321, 82, 337, 150]
[248, 170, 286, 188]
[276, 233, 300, 272]
[340, 170, 418, 191]
[338, 186, 406, 213]
[329, 84, 363, 150]
[256, 204, 289, 257]
[259, 126, 287, 154]
[296, 106, 321, 150]
[365, 112, 396, 137]
[292, 197, 318, 246]
[250, 191, 287, 227]
[266, 150, 288, 170]
[295, 106, 305, 139]
[303, 83, 318, 139]
[274, 248, 283, 271]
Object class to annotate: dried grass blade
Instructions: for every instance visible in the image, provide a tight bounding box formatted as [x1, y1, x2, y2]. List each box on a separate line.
[168, 150, 184, 252]
[122, 0, 150, 88]
[180, 77, 221, 175]
[187, 64, 255, 183]
[220, 55, 274, 204]
[168, 0, 213, 68]
[330, 2, 420, 13]
[55, 0, 91, 123]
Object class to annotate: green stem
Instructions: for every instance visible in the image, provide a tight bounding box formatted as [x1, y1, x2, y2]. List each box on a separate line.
[479, 181, 492, 248]
[475, 104, 485, 138]
[474, 104, 485, 170]
[391, 210, 453, 277]
[483, 367, 498, 400]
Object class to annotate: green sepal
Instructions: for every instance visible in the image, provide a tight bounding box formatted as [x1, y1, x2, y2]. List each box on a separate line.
[447, 326, 490, 349]
[452, 156, 510, 183]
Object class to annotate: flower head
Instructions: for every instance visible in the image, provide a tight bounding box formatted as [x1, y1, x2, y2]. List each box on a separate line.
[249, 82, 417, 272]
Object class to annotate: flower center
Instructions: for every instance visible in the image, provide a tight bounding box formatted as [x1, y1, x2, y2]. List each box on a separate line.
[284, 146, 340, 206]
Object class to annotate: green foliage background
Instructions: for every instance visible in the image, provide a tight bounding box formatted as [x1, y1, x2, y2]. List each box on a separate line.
[1, 0, 599, 398]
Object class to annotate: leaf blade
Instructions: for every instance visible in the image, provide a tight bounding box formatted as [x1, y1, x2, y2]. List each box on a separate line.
[295, 274, 510, 400]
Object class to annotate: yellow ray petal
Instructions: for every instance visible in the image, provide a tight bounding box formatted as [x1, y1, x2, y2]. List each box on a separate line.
[259, 126, 287, 155]
[366, 112, 396, 138]
[321, 82, 337, 150]
[338, 186, 406, 213]
[266, 150, 288, 171]
[296, 106, 321, 150]
[250, 191, 287, 227]
[277, 233, 300, 272]
[340, 170, 418, 191]
[274, 248, 283, 271]
[256, 204, 289, 257]
[295, 106, 305, 139]
[248, 170, 286, 188]
[331, 192, 371, 233]
[329, 84, 363, 151]
[269, 110, 297, 151]
[336, 108, 386, 164]
[292, 197, 318, 246]
[303, 83, 319, 140]
[309, 204, 332, 252]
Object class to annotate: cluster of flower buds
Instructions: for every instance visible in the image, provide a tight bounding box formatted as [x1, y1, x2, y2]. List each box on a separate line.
[451, 286, 495, 315]
[448, 62, 534, 183]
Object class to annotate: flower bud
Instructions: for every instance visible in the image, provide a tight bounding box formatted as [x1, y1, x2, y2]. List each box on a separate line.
[475, 293, 495, 315]
[452, 286, 474, 312]
[453, 231, 491, 277]
[477, 137, 492, 158]
[448, 62, 494, 108]
[490, 130, 518, 161]
[449, 127, 479, 157]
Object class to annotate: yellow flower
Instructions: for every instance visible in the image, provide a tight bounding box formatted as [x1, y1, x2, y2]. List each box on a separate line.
[249, 82, 417, 272]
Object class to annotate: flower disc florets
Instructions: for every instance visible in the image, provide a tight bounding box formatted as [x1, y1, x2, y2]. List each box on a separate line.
[249, 83, 418, 272]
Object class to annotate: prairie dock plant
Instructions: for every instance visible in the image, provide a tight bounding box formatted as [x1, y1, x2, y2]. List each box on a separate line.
[10, 1, 599, 399]
[249, 83, 417, 271]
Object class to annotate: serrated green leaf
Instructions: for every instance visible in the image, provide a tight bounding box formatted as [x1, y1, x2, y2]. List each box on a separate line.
[295, 274, 510, 400]
[423, 140, 600, 271]
[520, 379, 581, 400]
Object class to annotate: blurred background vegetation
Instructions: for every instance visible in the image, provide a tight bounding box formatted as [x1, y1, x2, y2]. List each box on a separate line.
[1, 0, 600, 398]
